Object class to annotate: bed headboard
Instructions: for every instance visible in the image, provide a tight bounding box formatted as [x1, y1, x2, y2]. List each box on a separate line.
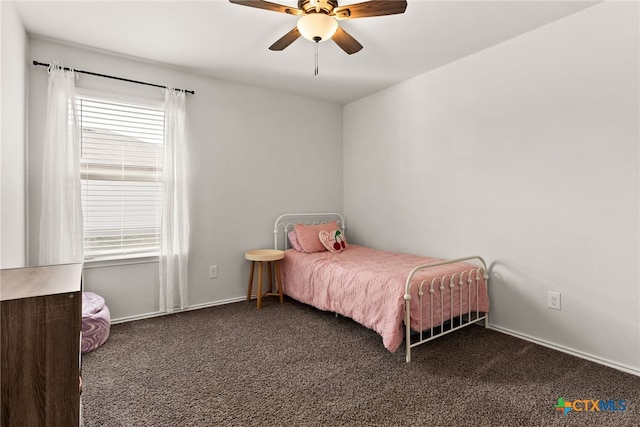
[273, 213, 346, 250]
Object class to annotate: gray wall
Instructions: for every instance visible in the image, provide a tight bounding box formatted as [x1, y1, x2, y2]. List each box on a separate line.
[343, 2, 639, 373]
[27, 38, 343, 320]
[1, 2, 27, 268]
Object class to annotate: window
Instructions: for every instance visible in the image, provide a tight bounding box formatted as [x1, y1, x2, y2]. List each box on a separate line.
[77, 92, 164, 261]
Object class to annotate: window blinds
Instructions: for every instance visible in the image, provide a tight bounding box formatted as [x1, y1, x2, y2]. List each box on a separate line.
[78, 94, 164, 260]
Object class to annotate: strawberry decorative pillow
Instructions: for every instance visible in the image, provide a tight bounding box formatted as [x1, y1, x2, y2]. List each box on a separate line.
[319, 229, 347, 254]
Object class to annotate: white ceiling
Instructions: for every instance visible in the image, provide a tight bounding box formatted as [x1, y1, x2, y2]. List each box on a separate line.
[13, 0, 598, 104]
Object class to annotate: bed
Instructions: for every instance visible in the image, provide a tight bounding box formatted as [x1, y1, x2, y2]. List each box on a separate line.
[274, 213, 489, 362]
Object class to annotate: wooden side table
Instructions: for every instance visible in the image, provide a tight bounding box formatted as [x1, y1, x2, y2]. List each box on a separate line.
[245, 249, 285, 309]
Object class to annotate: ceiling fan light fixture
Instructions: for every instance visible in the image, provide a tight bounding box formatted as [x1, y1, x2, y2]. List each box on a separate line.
[296, 13, 338, 42]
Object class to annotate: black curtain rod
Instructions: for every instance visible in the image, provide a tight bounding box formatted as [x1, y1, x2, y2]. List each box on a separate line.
[32, 60, 195, 95]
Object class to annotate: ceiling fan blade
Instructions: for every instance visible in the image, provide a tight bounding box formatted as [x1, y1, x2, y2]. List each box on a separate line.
[332, 26, 363, 55]
[333, 0, 407, 19]
[269, 27, 301, 51]
[229, 0, 303, 16]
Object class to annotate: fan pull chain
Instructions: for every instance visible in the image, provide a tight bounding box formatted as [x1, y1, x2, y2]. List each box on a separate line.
[313, 37, 321, 76]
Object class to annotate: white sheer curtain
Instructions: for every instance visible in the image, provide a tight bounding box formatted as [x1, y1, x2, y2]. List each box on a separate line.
[38, 63, 83, 265]
[159, 89, 190, 312]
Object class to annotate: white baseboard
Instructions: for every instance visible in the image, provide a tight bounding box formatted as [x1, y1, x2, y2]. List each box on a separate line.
[488, 324, 640, 378]
[110, 296, 247, 325]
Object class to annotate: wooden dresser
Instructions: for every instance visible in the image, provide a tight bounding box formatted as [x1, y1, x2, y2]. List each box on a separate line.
[1, 263, 83, 427]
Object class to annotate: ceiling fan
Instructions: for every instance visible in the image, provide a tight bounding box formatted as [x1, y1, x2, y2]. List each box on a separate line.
[229, 0, 408, 55]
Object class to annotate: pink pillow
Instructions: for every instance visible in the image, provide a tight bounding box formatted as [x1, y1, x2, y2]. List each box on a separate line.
[294, 221, 339, 253]
[288, 231, 304, 252]
[319, 229, 347, 254]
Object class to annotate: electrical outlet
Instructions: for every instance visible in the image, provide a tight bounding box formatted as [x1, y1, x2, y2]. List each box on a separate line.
[209, 265, 218, 279]
[547, 291, 561, 310]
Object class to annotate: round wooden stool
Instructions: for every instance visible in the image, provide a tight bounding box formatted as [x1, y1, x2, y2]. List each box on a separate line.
[245, 249, 285, 309]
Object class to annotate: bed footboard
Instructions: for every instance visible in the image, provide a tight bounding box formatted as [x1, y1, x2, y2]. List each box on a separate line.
[404, 256, 489, 362]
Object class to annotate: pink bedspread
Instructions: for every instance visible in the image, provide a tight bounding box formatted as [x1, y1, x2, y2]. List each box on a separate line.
[280, 245, 489, 352]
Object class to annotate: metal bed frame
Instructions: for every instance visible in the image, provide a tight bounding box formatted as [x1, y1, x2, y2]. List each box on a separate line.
[274, 212, 489, 362]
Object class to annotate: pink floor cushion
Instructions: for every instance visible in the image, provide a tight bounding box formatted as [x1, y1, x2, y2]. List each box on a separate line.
[82, 292, 111, 354]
